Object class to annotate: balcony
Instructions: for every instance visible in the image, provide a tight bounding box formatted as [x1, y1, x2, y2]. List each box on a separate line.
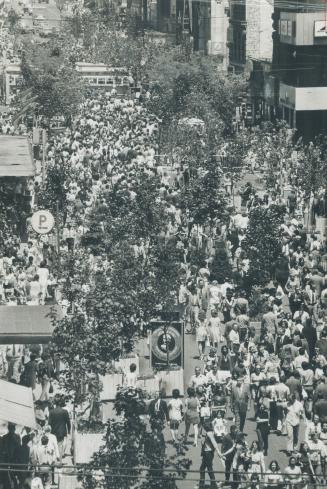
[279, 82, 327, 110]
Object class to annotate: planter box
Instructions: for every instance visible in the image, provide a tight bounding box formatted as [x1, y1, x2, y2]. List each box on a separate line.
[157, 369, 184, 397]
[99, 373, 123, 401]
[73, 431, 103, 464]
[136, 376, 160, 395]
[316, 217, 327, 237]
[114, 355, 139, 375]
[58, 472, 81, 489]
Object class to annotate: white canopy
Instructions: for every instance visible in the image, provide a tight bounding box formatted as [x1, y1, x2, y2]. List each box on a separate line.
[0, 379, 36, 428]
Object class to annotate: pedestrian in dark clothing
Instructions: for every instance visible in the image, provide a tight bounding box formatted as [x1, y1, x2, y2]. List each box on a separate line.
[221, 425, 237, 481]
[256, 405, 270, 456]
[17, 435, 31, 485]
[1, 423, 21, 489]
[48, 398, 71, 463]
[314, 394, 327, 420]
[148, 394, 169, 424]
[316, 331, 327, 357]
[20, 354, 38, 390]
[302, 318, 317, 360]
[199, 422, 222, 489]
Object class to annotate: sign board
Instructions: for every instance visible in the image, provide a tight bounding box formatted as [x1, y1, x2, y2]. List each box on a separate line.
[31, 210, 55, 234]
[280, 20, 288, 36]
[314, 21, 327, 37]
[287, 20, 292, 37]
[150, 321, 184, 370]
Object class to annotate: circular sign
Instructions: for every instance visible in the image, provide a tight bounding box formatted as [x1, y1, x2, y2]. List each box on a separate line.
[151, 326, 181, 362]
[31, 210, 55, 235]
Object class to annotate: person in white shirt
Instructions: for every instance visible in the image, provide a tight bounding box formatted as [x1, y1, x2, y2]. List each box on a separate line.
[124, 363, 138, 388]
[229, 324, 240, 346]
[285, 396, 304, 454]
[43, 425, 60, 461]
[37, 261, 49, 305]
[189, 367, 207, 390]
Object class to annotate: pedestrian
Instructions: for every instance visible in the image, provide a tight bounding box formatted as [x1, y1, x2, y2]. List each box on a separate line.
[196, 310, 208, 360]
[221, 425, 237, 482]
[207, 309, 222, 349]
[148, 392, 169, 425]
[167, 389, 183, 444]
[183, 387, 200, 447]
[230, 377, 250, 432]
[48, 397, 71, 463]
[285, 395, 304, 455]
[264, 460, 283, 489]
[255, 403, 270, 456]
[199, 421, 222, 489]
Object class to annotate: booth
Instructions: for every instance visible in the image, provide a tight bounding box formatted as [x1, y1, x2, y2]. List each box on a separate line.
[0, 305, 63, 343]
[0, 136, 34, 177]
[0, 379, 36, 428]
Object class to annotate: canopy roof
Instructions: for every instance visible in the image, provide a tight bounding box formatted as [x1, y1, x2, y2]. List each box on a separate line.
[0, 305, 62, 343]
[0, 136, 34, 177]
[0, 379, 36, 428]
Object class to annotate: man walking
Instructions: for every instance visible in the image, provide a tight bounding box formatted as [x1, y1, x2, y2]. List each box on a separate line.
[199, 422, 222, 489]
[48, 397, 71, 462]
[148, 392, 169, 425]
[231, 377, 250, 432]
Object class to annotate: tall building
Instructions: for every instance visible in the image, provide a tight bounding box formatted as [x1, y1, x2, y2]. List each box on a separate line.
[273, 1, 327, 139]
[228, 0, 273, 72]
[123, 0, 229, 67]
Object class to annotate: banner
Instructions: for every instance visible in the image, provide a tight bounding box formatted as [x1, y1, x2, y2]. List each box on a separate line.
[150, 321, 184, 370]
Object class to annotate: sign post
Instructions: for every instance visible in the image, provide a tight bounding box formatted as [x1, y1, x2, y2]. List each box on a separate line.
[31, 210, 55, 235]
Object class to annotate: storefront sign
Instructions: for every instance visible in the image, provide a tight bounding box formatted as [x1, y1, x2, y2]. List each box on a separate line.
[314, 21, 327, 37]
[31, 210, 55, 234]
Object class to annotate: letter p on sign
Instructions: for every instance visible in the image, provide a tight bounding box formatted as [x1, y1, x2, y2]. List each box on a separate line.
[31, 210, 55, 235]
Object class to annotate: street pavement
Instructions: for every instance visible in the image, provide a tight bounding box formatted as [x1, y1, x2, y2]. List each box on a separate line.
[11, 0, 61, 33]
[136, 332, 296, 489]
[133, 169, 287, 488]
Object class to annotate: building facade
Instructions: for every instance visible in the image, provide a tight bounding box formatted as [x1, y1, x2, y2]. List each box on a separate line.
[228, 0, 273, 71]
[274, 7, 327, 139]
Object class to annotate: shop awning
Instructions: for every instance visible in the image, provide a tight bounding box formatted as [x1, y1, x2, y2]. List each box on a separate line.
[0, 136, 34, 177]
[0, 305, 63, 343]
[0, 379, 36, 428]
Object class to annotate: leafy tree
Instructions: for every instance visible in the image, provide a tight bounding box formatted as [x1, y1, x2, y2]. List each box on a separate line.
[38, 161, 69, 215]
[242, 204, 286, 289]
[82, 173, 166, 253]
[16, 43, 84, 124]
[180, 155, 229, 229]
[210, 242, 233, 284]
[147, 53, 247, 144]
[7, 9, 20, 33]
[51, 235, 182, 402]
[82, 387, 191, 489]
[295, 136, 327, 196]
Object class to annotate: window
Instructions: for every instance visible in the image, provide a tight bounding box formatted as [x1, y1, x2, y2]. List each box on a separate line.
[105, 77, 114, 86]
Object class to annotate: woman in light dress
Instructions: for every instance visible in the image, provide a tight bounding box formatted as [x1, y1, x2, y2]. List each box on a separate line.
[29, 275, 42, 305]
[206, 309, 222, 349]
[37, 261, 49, 305]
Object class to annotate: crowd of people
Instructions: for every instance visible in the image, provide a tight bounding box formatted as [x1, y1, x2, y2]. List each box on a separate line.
[2, 24, 327, 488]
[0, 395, 71, 489]
[153, 178, 327, 489]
